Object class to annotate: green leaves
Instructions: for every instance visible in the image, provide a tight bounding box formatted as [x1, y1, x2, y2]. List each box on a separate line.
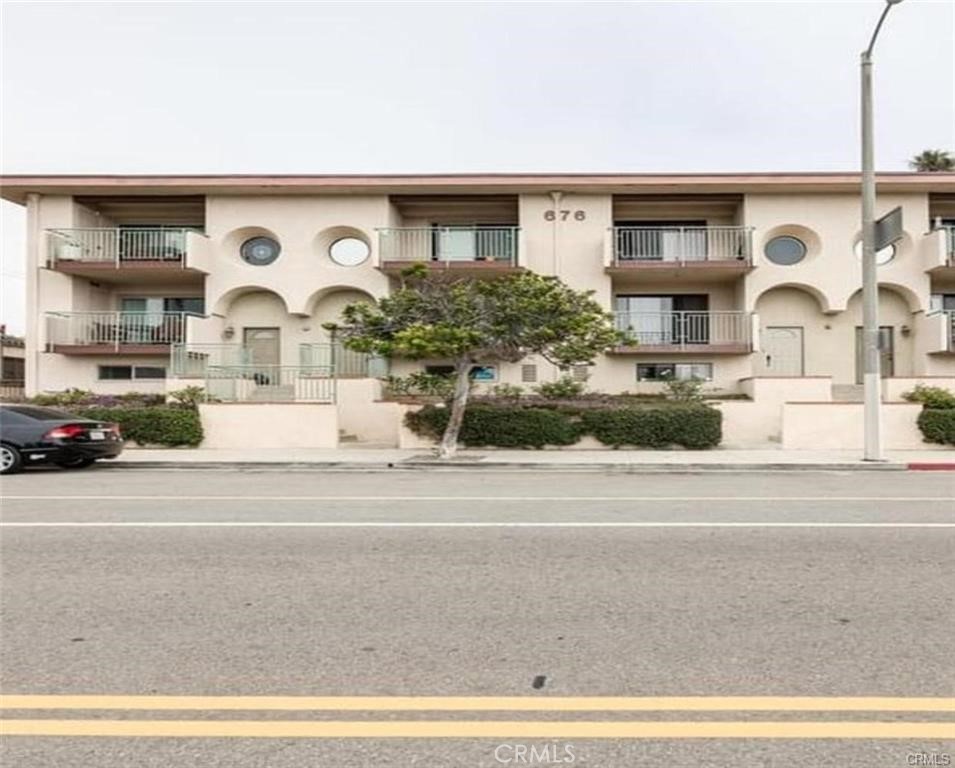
[335, 271, 623, 366]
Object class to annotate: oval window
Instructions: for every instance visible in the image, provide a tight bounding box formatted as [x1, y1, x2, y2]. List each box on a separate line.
[240, 236, 281, 266]
[329, 237, 370, 267]
[764, 236, 807, 266]
[854, 240, 896, 266]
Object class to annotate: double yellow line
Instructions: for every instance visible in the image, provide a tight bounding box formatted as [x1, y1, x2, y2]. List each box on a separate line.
[2, 696, 954, 739]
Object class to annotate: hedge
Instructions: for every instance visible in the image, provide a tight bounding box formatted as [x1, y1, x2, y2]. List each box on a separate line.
[917, 409, 955, 446]
[406, 405, 581, 448]
[580, 405, 722, 449]
[405, 403, 722, 449]
[71, 406, 202, 447]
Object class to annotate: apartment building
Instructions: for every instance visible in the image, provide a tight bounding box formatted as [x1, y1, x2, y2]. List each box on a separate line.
[1, 174, 954, 417]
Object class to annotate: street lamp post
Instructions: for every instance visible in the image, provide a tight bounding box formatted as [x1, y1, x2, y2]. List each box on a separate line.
[860, 0, 904, 462]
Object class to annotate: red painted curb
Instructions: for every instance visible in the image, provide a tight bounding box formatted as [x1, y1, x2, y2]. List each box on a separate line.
[907, 463, 955, 471]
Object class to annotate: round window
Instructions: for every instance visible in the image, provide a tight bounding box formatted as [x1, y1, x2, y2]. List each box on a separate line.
[240, 236, 281, 266]
[854, 240, 896, 266]
[329, 237, 370, 267]
[764, 236, 807, 265]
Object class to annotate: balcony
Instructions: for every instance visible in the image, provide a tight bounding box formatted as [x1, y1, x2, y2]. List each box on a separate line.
[606, 226, 753, 283]
[46, 312, 198, 355]
[611, 310, 754, 354]
[46, 228, 209, 285]
[377, 227, 520, 276]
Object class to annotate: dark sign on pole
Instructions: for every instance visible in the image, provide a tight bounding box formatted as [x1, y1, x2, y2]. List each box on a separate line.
[875, 206, 903, 250]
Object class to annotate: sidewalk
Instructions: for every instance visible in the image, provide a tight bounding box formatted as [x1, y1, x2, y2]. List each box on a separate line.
[113, 447, 955, 471]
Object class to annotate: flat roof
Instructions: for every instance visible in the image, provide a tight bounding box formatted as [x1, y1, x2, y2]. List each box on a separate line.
[2, 172, 955, 203]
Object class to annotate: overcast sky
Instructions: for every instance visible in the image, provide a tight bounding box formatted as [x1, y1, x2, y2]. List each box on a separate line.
[2, 0, 953, 334]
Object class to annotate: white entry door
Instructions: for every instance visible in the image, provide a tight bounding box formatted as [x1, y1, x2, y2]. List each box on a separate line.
[761, 326, 804, 376]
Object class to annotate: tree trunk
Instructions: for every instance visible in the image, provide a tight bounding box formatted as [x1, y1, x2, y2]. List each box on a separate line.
[438, 360, 472, 459]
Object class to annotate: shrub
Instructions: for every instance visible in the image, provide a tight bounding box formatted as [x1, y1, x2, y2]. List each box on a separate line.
[490, 383, 524, 402]
[581, 405, 722, 449]
[406, 405, 581, 448]
[384, 372, 456, 398]
[662, 376, 706, 403]
[534, 376, 585, 399]
[30, 389, 165, 408]
[917, 409, 955, 445]
[902, 384, 955, 410]
[168, 386, 206, 408]
[71, 406, 203, 447]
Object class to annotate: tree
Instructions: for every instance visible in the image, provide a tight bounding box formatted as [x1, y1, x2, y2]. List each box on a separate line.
[329, 266, 624, 458]
[909, 149, 955, 172]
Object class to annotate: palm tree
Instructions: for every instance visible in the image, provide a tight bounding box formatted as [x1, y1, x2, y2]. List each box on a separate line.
[909, 149, 955, 172]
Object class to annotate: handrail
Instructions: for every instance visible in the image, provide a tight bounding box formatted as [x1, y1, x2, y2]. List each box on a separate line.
[378, 226, 520, 265]
[614, 310, 752, 347]
[46, 227, 202, 266]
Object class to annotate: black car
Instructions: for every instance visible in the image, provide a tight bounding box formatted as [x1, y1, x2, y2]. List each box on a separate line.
[0, 404, 124, 474]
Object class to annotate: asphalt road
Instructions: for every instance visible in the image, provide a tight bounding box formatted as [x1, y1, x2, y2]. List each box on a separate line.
[1, 468, 953, 767]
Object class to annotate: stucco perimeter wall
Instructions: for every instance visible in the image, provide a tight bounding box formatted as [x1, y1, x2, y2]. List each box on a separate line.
[336, 379, 403, 445]
[199, 403, 338, 449]
[782, 402, 945, 450]
[715, 377, 832, 447]
[881, 377, 955, 401]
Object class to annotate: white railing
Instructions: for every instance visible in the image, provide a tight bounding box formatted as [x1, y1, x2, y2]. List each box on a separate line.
[298, 342, 389, 377]
[614, 311, 752, 348]
[170, 343, 252, 377]
[943, 226, 955, 262]
[205, 366, 337, 403]
[378, 227, 519, 265]
[46, 228, 196, 266]
[46, 312, 197, 349]
[612, 226, 752, 264]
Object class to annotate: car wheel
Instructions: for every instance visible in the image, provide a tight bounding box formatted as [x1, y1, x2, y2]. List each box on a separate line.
[55, 457, 96, 470]
[0, 444, 23, 475]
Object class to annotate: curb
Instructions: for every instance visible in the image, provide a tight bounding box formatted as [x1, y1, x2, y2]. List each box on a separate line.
[907, 462, 955, 471]
[104, 460, 912, 472]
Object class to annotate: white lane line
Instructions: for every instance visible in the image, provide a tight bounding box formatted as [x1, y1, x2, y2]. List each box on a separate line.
[1, 495, 952, 502]
[2, 522, 953, 528]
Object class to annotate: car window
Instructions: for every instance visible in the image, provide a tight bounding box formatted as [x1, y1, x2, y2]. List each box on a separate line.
[3, 406, 79, 421]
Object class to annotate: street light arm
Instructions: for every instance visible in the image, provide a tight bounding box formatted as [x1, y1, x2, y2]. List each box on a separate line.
[864, 0, 901, 58]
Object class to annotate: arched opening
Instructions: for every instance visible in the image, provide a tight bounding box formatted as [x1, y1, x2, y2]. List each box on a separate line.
[754, 285, 831, 377]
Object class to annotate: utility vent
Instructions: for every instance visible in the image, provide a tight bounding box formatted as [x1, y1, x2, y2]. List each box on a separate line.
[571, 365, 589, 382]
[521, 364, 537, 383]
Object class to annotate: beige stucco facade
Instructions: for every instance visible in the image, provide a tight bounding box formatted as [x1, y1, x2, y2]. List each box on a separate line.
[3, 173, 954, 448]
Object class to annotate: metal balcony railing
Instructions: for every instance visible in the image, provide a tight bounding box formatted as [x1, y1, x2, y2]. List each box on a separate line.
[47, 228, 198, 266]
[205, 365, 337, 403]
[378, 227, 519, 265]
[612, 226, 752, 264]
[614, 310, 752, 348]
[46, 312, 198, 349]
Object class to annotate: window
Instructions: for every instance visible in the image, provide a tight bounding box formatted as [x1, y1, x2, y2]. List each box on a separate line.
[424, 364, 497, 381]
[614, 220, 708, 261]
[98, 365, 167, 380]
[240, 236, 281, 266]
[329, 237, 370, 266]
[764, 236, 807, 265]
[615, 295, 709, 344]
[571, 365, 589, 382]
[121, 297, 204, 314]
[637, 363, 712, 382]
[521, 364, 538, 383]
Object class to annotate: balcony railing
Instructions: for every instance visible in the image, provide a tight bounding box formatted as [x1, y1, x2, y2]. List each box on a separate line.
[47, 228, 198, 266]
[46, 312, 198, 349]
[612, 226, 752, 265]
[378, 227, 519, 265]
[942, 226, 955, 263]
[614, 310, 752, 348]
[205, 365, 337, 403]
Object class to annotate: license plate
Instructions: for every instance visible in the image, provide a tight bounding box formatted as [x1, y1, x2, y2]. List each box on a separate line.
[89, 430, 106, 440]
